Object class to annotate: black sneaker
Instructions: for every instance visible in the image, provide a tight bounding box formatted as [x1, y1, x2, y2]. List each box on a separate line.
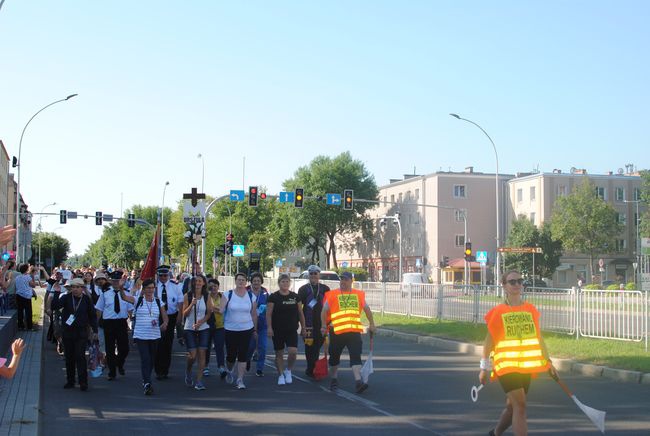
[329, 378, 338, 390]
[118, 366, 125, 376]
[255, 370, 264, 377]
[144, 383, 153, 395]
[488, 431, 496, 436]
[108, 373, 116, 381]
[355, 380, 368, 394]
[219, 368, 228, 380]
[305, 369, 314, 378]
[80, 383, 88, 392]
[63, 382, 74, 389]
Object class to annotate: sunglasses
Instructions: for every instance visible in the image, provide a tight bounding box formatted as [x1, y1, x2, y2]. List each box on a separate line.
[309, 272, 319, 275]
[506, 278, 524, 286]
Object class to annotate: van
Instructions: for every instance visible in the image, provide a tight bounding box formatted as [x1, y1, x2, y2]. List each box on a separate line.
[401, 273, 427, 297]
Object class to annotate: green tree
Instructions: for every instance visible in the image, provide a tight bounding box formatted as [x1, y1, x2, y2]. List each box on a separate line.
[550, 179, 623, 283]
[639, 170, 650, 238]
[504, 216, 562, 280]
[31, 232, 70, 270]
[279, 152, 379, 268]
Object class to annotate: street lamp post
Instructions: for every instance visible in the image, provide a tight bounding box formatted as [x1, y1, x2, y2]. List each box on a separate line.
[15, 94, 77, 263]
[37, 202, 56, 268]
[450, 113, 500, 288]
[197, 153, 205, 192]
[624, 199, 641, 287]
[160, 181, 170, 264]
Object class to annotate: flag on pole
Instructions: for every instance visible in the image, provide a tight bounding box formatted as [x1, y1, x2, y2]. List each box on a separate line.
[140, 224, 160, 281]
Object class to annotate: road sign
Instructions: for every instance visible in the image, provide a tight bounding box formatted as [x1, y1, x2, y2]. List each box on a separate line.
[103, 214, 114, 222]
[598, 258, 605, 268]
[276, 259, 283, 267]
[278, 191, 295, 203]
[476, 251, 488, 263]
[327, 193, 342, 205]
[230, 190, 245, 202]
[183, 200, 205, 224]
[67, 211, 78, 219]
[341, 261, 348, 268]
[497, 247, 543, 254]
[232, 245, 245, 257]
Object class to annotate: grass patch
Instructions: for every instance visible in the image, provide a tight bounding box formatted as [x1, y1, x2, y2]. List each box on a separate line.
[374, 313, 650, 373]
[32, 295, 43, 326]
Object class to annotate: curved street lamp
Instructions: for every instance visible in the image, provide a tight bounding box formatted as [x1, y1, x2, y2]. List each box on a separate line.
[16, 94, 77, 262]
[450, 113, 501, 287]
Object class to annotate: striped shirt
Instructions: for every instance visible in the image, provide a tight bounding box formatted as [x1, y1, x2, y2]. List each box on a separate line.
[133, 297, 162, 341]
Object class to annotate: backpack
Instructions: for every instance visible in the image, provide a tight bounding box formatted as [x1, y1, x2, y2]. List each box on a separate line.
[134, 296, 163, 329]
[224, 289, 254, 315]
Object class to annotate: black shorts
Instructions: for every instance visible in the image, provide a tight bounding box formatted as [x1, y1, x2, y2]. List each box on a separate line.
[498, 372, 531, 394]
[272, 329, 298, 350]
[328, 331, 362, 367]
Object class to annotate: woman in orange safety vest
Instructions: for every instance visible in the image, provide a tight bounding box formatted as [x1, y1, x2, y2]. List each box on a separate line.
[479, 270, 557, 436]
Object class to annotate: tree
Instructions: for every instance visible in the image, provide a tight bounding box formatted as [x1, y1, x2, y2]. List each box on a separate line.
[550, 179, 623, 283]
[639, 170, 650, 238]
[504, 216, 562, 279]
[30, 232, 70, 270]
[279, 152, 379, 268]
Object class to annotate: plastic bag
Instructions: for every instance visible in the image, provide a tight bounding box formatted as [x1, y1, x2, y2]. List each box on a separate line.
[87, 340, 103, 378]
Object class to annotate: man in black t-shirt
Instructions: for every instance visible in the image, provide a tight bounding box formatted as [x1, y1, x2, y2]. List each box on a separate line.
[266, 273, 306, 385]
[297, 265, 330, 377]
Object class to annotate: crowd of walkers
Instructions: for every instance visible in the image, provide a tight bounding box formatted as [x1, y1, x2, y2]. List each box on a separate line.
[32, 263, 377, 396]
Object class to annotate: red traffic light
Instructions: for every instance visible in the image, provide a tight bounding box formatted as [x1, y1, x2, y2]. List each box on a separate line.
[260, 192, 267, 200]
[251, 187, 257, 194]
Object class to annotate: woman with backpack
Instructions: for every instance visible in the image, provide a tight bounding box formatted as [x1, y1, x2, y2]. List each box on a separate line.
[219, 272, 258, 390]
[182, 274, 214, 391]
[120, 278, 169, 395]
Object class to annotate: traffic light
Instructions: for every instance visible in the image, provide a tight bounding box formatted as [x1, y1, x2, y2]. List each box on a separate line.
[260, 192, 267, 200]
[226, 240, 234, 255]
[60, 210, 67, 224]
[344, 189, 353, 210]
[95, 211, 103, 225]
[127, 213, 135, 228]
[441, 256, 449, 268]
[464, 242, 472, 261]
[214, 244, 226, 257]
[294, 188, 304, 208]
[248, 186, 258, 207]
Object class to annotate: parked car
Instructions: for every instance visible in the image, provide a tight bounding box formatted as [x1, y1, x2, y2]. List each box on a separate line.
[523, 279, 547, 291]
[293, 270, 341, 291]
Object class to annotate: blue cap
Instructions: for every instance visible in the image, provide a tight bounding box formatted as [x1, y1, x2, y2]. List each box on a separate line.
[340, 271, 353, 280]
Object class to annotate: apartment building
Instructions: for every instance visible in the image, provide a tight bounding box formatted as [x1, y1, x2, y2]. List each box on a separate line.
[336, 168, 512, 283]
[0, 141, 9, 228]
[508, 168, 644, 286]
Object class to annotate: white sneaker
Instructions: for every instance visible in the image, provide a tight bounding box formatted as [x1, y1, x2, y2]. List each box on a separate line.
[236, 378, 246, 390]
[283, 369, 293, 384]
[277, 374, 286, 385]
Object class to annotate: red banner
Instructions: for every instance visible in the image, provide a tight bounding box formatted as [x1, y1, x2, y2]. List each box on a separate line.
[140, 224, 160, 280]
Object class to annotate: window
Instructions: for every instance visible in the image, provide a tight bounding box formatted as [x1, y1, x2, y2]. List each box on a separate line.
[530, 212, 536, 224]
[615, 187, 625, 202]
[415, 237, 421, 249]
[455, 209, 466, 222]
[595, 186, 606, 200]
[414, 213, 420, 224]
[453, 185, 466, 198]
[617, 212, 627, 225]
[557, 270, 567, 284]
[616, 239, 626, 252]
[529, 187, 536, 202]
[391, 239, 396, 250]
[556, 185, 567, 197]
[455, 234, 465, 247]
[634, 188, 641, 201]
[390, 194, 395, 203]
[517, 188, 523, 203]
[383, 196, 387, 206]
[415, 188, 420, 200]
[405, 191, 411, 201]
[398, 193, 403, 203]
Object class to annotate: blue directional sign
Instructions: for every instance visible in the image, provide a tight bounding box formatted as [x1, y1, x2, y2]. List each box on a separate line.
[327, 193, 342, 205]
[230, 190, 245, 202]
[476, 251, 488, 264]
[279, 191, 295, 203]
[276, 259, 283, 267]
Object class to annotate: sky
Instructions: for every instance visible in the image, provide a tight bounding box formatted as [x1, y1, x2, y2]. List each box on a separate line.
[1, 1, 648, 255]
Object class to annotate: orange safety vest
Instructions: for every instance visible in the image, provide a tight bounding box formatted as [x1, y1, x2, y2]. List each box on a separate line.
[324, 289, 365, 334]
[485, 302, 550, 377]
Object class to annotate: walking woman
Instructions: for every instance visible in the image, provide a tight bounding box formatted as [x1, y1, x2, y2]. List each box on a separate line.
[479, 270, 557, 436]
[182, 274, 213, 391]
[120, 279, 168, 395]
[204, 278, 227, 378]
[266, 273, 306, 385]
[220, 272, 257, 390]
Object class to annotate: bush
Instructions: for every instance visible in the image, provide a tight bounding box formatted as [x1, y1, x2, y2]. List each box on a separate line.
[606, 284, 620, 291]
[335, 267, 368, 282]
[584, 284, 601, 290]
[625, 282, 637, 290]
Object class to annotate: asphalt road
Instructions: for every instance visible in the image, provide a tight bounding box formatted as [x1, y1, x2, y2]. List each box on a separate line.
[39, 330, 650, 435]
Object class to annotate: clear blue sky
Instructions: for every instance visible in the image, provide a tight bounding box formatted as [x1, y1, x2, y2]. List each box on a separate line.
[1, 1, 648, 255]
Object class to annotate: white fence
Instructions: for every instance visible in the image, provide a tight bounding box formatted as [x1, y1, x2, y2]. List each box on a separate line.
[217, 275, 649, 349]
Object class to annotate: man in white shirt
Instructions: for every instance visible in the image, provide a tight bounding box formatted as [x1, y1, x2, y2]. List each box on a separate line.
[154, 265, 183, 379]
[95, 270, 131, 380]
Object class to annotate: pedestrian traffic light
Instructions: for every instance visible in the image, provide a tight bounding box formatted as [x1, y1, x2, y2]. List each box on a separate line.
[127, 213, 135, 228]
[60, 210, 67, 224]
[226, 240, 234, 255]
[464, 242, 472, 261]
[294, 188, 304, 208]
[260, 192, 267, 200]
[343, 189, 354, 210]
[95, 211, 103, 225]
[248, 186, 258, 207]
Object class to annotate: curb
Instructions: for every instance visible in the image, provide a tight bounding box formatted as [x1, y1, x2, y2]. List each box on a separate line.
[376, 327, 650, 385]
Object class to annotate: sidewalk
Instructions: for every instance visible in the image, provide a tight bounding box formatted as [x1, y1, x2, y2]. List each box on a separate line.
[0, 290, 45, 436]
[376, 327, 650, 385]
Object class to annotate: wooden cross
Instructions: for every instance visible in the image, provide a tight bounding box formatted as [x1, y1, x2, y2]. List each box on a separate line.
[183, 187, 206, 207]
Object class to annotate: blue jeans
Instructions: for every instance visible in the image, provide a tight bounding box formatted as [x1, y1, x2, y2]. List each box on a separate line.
[205, 327, 225, 367]
[136, 339, 158, 385]
[247, 327, 267, 372]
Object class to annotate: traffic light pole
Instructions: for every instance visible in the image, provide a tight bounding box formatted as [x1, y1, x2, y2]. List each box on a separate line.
[201, 194, 230, 274]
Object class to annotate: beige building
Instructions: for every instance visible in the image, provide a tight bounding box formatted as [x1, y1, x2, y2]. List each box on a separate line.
[336, 168, 512, 283]
[508, 168, 645, 287]
[0, 141, 9, 229]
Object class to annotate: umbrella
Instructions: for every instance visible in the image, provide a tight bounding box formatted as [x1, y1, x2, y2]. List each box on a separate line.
[551, 372, 606, 434]
[313, 335, 329, 381]
[360, 332, 374, 383]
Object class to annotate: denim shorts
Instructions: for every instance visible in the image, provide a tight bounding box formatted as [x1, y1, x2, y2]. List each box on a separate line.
[184, 328, 211, 350]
